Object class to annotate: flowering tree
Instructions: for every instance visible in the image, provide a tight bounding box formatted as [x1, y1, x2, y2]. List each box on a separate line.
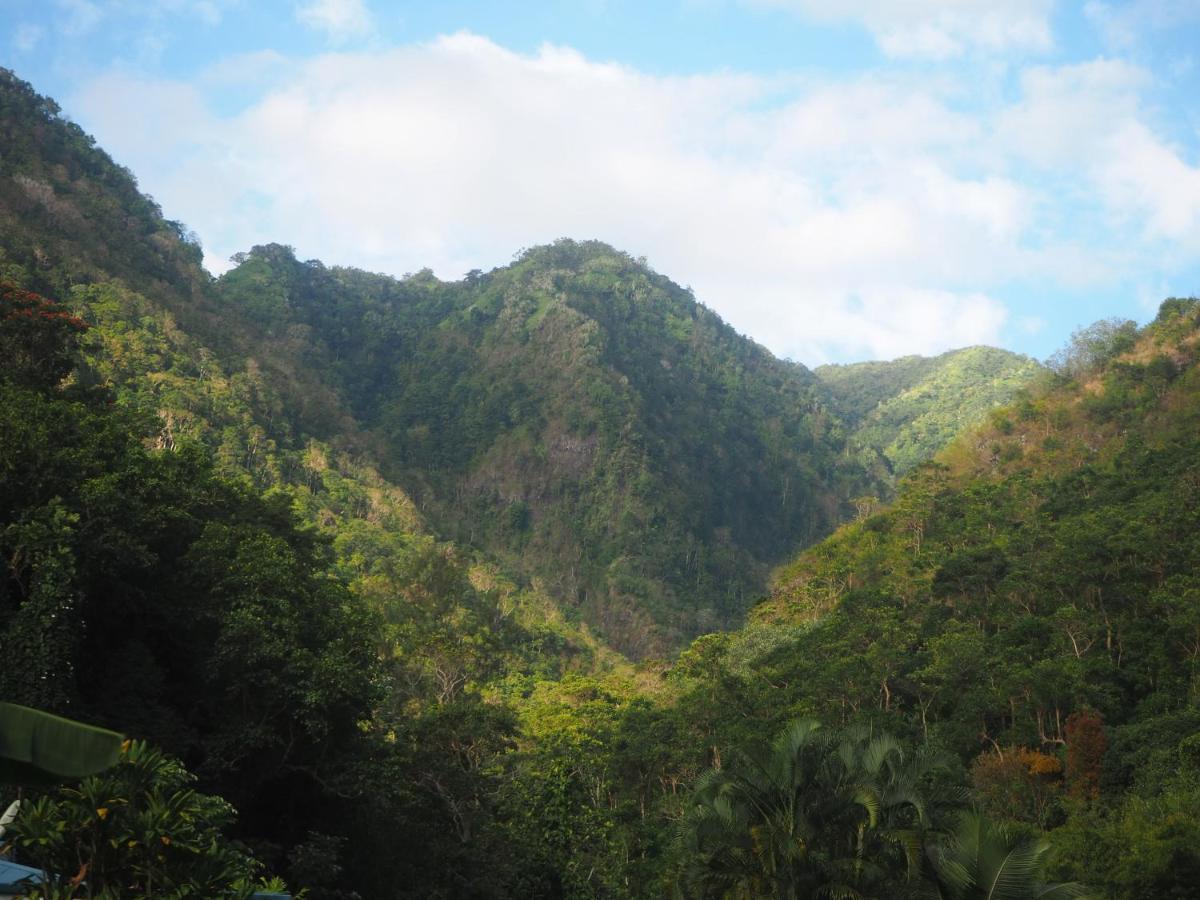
[0, 282, 89, 389]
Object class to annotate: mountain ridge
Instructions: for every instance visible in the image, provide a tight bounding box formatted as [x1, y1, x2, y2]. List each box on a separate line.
[0, 65, 1050, 656]
[7, 64, 1200, 897]
[816, 344, 1045, 478]
[212, 239, 869, 654]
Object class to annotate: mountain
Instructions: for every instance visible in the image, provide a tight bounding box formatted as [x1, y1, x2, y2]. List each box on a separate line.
[0, 67, 623, 683]
[7, 64, 1200, 898]
[744, 309, 1196, 743]
[816, 345, 1045, 478]
[213, 241, 871, 655]
[0, 68, 876, 658]
[0, 68, 637, 894]
[13, 67, 1064, 659]
[0, 66, 877, 891]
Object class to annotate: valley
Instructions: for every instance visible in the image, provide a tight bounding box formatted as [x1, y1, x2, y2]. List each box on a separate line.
[2, 65, 1198, 898]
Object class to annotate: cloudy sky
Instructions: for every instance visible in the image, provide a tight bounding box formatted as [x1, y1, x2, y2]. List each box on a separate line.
[4, 0, 1200, 364]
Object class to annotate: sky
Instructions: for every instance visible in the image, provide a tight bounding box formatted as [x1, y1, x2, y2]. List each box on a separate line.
[3, 1, 1200, 365]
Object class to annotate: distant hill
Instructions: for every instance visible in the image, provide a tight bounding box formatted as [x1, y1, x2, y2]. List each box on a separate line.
[816, 345, 1045, 477]
[1, 66, 1046, 659]
[10, 64, 1200, 897]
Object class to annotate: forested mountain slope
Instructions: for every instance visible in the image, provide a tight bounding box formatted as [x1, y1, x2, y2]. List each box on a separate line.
[665, 305, 1200, 896]
[816, 345, 1044, 478]
[0, 67, 621, 682]
[1, 68, 635, 895]
[0, 66, 877, 893]
[1, 66, 883, 656]
[215, 241, 870, 654]
[746, 311, 1197, 748]
[7, 64, 1200, 898]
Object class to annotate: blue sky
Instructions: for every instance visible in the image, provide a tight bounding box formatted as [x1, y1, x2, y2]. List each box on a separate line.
[4, 0, 1200, 365]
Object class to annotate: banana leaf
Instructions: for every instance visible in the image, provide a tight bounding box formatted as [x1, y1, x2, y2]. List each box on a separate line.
[0, 702, 123, 785]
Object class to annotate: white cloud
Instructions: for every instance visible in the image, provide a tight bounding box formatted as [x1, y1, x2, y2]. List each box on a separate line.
[1098, 122, 1200, 242]
[57, 0, 103, 36]
[750, 0, 1055, 60]
[852, 290, 1009, 358]
[296, 0, 374, 40]
[996, 60, 1200, 254]
[12, 23, 44, 52]
[1085, 0, 1200, 48]
[65, 34, 1200, 363]
[998, 60, 1148, 168]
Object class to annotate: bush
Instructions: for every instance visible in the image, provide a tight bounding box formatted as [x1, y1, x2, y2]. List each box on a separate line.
[6, 741, 281, 898]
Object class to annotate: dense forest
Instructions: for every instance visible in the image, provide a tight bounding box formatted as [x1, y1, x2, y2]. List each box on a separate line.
[816, 346, 1045, 479]
[3, 65, 1199, 899]
[213, 239, 866, 656]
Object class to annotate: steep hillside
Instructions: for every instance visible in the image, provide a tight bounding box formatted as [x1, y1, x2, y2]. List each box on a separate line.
[214, 241, 871, 655]
[0, 68, 615, 676]
[817, 345, 1044, 477]
[750, 307, 1199, 736]
[0, 68, 874, 658]
[0, 67, 875, 891]
[666, 302, 1200, 895]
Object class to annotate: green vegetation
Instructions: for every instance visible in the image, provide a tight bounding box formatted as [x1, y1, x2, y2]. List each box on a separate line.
[9, 741, 280, 898]
[674, 298, 1200, 898]
[678, 720, 953, 897]
[211, 240, 867, 655]
[817, 345, 1044, 477]
[2, 63, 872, 658]
[677, 719, 1085, 899]
[0, 703, 123, 785]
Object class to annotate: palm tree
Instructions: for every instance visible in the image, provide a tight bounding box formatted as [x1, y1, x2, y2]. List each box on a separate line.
[924, 812, 1089, 900]
[676, 720, 960, 899]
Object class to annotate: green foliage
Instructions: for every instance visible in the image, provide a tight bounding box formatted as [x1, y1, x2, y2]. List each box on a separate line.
[1048, 774, 1200, 899]
[497, 674, 655, 897]
[927, 812, 1087, 900]
[0, 353, 381, 887]
[1047, 318, 1139, 380]
[327, 698, 526, 899]
[212, 240, 871, 655]
[677, 718, 963, 898]
[673, 721, 1086, 899]
[0, 703, 122, 785]
[366, 535, 514, 708]
[817, 346, 1045, 477]
[6, 741, 275, 898]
